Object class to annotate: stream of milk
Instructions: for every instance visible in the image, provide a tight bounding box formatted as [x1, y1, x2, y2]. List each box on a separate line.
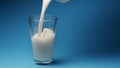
[38, 0, 52, 35]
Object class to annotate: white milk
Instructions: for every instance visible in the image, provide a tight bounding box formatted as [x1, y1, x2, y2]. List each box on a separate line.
[38, 0, 51, 36]
[31, 0, 71, 63]
[32, 28, 55, 61]
[31, 0, 53, 62]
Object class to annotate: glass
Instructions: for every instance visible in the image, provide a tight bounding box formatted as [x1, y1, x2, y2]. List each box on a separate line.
[28, 15, 57, 64]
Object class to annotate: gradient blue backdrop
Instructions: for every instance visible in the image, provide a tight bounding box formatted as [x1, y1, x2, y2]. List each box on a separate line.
[0, 0, 120, 68]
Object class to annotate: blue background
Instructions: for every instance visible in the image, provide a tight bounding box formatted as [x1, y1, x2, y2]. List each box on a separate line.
[0, 0, 120, 68]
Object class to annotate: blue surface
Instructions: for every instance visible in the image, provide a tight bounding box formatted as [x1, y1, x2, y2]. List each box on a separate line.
[0, 0, 120, 68]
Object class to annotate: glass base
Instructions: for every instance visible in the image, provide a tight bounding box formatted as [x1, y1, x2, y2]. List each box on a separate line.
[34, 59, 52, 65]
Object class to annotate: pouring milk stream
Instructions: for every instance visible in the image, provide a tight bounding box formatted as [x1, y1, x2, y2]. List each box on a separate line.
[38, 0, 51, 36]
[38, 0, 71, 35]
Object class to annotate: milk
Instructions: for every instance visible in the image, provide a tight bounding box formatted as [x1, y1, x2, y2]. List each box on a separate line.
[32, 28, 55, 61]
[38, 0, 51, 36]
[30, 0, 71, 64]
[31, 0, 54, 63]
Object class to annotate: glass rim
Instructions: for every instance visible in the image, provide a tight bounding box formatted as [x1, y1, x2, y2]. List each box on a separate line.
[29, 15, 57, 21]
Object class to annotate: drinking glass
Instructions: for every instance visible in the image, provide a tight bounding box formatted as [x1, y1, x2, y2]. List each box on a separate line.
[28, 15, 57, 64]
